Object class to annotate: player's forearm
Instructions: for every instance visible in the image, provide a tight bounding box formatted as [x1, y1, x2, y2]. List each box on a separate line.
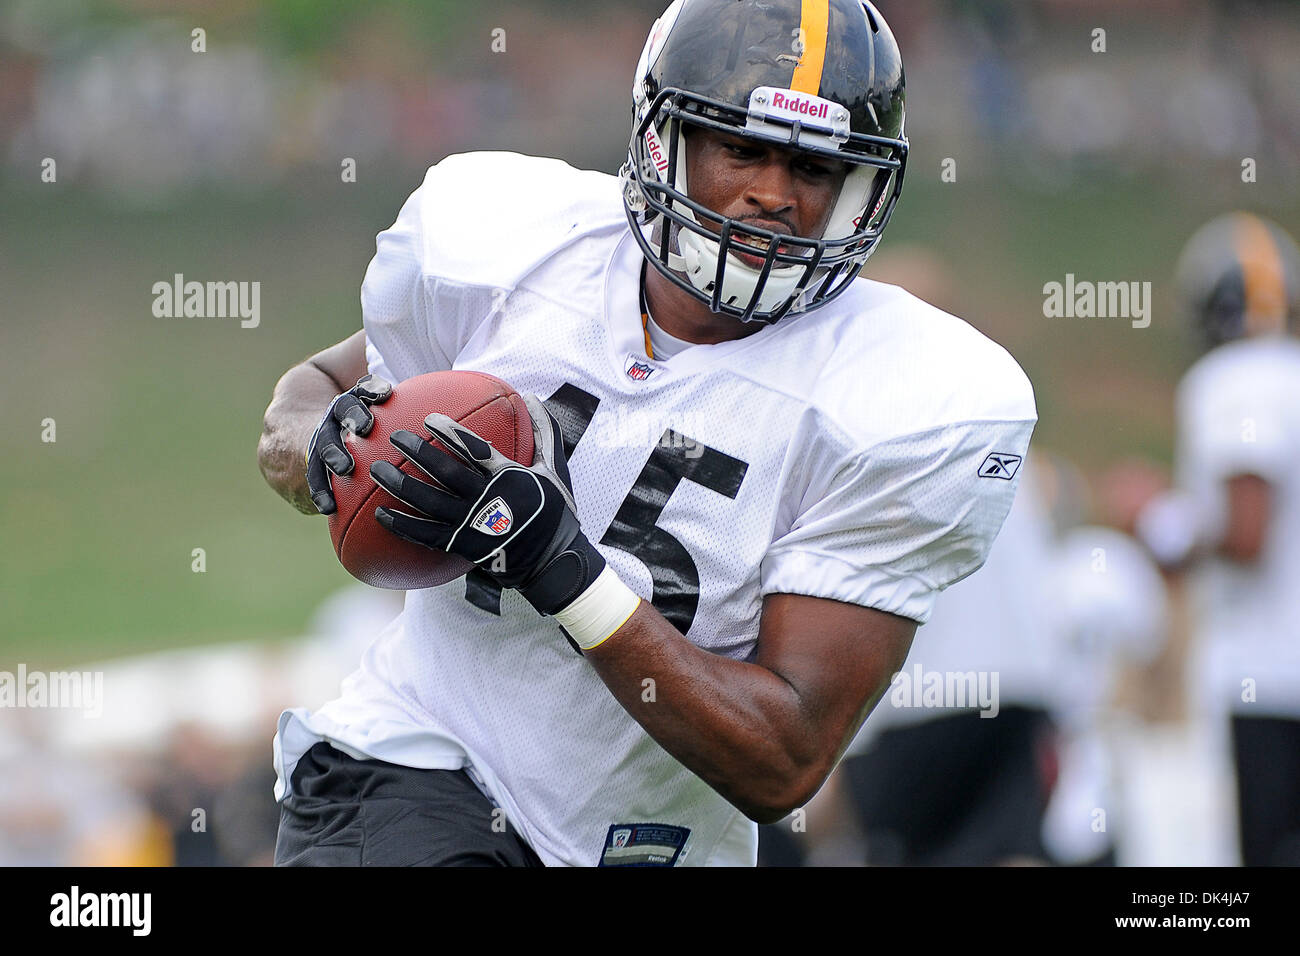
[585, 602, 838, 823]
[257, 362, 345, 514]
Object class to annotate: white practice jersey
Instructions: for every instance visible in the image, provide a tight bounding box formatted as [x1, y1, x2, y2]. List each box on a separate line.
[1176, 337, 1300, 717]
[274, 152, 1038, 866]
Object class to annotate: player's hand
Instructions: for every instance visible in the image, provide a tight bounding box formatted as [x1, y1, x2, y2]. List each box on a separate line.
[369, 395, 607, 617]
[305, 374, 394, 515]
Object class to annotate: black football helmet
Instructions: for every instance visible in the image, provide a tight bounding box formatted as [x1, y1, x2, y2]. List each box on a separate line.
[621, 0, 908, 325]
[1175, 212, 1300, 352]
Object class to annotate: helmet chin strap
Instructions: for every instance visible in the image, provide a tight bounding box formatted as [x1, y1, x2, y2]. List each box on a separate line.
[664, 241, 810, 313]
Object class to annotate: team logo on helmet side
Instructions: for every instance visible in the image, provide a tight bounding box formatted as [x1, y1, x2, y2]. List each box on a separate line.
[642, 0, 685, 76]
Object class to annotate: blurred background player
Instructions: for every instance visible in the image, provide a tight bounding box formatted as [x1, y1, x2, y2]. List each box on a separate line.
[1137, 212, 1300, 866]
[1043, 519, 1168, 866]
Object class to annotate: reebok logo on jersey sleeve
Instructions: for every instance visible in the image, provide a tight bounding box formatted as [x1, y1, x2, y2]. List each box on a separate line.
[979, 453, 1023, 480]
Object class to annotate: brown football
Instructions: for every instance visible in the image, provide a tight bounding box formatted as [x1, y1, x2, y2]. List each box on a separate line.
[326, 370, 534, 590]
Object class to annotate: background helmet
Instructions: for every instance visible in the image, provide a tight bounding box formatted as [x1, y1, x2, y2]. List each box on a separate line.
[621, 0, 908, 325]
[1174, 212, 1300, 352]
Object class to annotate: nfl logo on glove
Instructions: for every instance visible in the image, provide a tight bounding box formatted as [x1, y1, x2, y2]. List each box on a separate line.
[473, 498, 513, 535]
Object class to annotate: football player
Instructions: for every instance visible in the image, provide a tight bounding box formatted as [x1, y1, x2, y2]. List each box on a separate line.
[258, 0, 1037, 866]
[1136, 212, 1300, 866]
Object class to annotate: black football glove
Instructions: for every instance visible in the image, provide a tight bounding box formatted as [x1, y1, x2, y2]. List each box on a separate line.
[305, 374, 394, 515]
[369, 395, 606, 616]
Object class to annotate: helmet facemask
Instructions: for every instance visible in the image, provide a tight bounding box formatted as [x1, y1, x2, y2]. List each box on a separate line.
[623, 84, 906, 325]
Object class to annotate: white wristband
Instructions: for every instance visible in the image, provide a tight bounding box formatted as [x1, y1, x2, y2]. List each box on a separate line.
[554, 565, 642, 650]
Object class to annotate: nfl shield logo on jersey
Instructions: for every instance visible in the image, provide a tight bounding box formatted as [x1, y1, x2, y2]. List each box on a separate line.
[472, 497, 513, 535]
[624, 353, 658, 381]
[612, 828, 632, 849]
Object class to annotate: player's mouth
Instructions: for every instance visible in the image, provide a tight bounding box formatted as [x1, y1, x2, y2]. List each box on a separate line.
[729, 231, 798, 270]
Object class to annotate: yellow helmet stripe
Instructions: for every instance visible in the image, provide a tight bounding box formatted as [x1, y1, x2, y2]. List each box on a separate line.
[1235, 214, 1287, 336]
[790, 0, 830, 95]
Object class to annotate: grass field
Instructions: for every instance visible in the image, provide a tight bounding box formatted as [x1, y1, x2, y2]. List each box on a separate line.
[2, 162, 1296, 666]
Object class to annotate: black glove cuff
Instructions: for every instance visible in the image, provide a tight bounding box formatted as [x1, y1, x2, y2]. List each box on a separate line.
[519, 534, 607, 617]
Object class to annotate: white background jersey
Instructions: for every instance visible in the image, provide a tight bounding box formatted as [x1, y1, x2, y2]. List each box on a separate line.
[1176, 337, 1300, 718]
[274, 151, 1037, 866]
[1048, 526, 1167, 722]
[1042, 526, 1168, 864]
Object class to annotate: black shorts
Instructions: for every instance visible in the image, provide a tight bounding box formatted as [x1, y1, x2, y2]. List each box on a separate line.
[1231, 714, 1300, 867]
[841, 705, 1057, 866]
[275, 742, 544, 867]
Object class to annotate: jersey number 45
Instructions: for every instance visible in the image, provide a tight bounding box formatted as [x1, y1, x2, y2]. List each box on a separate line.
[463, 383, 749, 636]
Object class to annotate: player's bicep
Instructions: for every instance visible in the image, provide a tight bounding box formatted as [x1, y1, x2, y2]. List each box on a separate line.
[755, 592, 916, 763]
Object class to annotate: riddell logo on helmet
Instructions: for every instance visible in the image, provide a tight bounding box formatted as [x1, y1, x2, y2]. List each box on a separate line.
[644, 127, 670, 177]
[769, 91, 830, 120]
